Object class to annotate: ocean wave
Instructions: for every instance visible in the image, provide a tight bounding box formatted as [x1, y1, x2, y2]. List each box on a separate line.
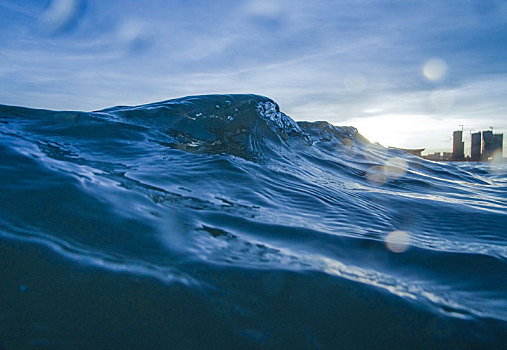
[1, 94, 506, 348]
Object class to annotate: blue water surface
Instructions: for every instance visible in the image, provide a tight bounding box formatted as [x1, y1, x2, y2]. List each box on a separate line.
[0, 95, 506, 349]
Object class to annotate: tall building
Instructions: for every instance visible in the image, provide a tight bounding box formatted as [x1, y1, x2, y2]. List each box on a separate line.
[494, 134, 503, 158]
[482, 131, 503, 160]
[452, 130, 464, 161]
[471, 132, 481, 161]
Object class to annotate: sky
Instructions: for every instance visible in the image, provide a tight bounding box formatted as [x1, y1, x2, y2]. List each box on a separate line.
[1, 0, 506, 155]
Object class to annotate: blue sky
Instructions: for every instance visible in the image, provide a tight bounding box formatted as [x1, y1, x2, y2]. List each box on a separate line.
[1, 0, 506, 154]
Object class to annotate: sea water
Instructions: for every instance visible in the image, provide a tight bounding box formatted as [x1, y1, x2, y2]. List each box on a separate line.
[0, 94, 506, 349]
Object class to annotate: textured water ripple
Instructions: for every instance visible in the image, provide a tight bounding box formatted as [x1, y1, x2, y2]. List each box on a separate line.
[1, 95, 506, 348]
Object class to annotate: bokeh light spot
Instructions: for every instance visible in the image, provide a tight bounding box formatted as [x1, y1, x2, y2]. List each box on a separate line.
[366, 157, 409, 185]
[365, 165, 388, 186]
[244, 0, 281, 19]
[383, 157, 408, 180]
[423, 58, 447, 81]
[385, 230, 411, 253]
[489, 150, 506, 172]
[342, 137, 353, 146]
[40, 0, 85, 34]
[117, 19, 152, 54]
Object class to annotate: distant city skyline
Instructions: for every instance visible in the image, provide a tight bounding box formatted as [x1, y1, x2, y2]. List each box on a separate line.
[345, 119, 506, 157]
[1, 0, 506, 156]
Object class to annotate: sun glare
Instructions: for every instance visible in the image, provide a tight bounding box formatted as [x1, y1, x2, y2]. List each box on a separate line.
[341, 115, 422, 147]
[340, 114, 457, 150]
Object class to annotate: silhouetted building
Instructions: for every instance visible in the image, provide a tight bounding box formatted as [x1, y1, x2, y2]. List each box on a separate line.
[388, 147, 424, 157]
[452, 130, 464, 161]
[494, 134, 503, 158]
[423, 152, 442, 161]
[482, 131, 503, 160]
[471, 132, 481, 161]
